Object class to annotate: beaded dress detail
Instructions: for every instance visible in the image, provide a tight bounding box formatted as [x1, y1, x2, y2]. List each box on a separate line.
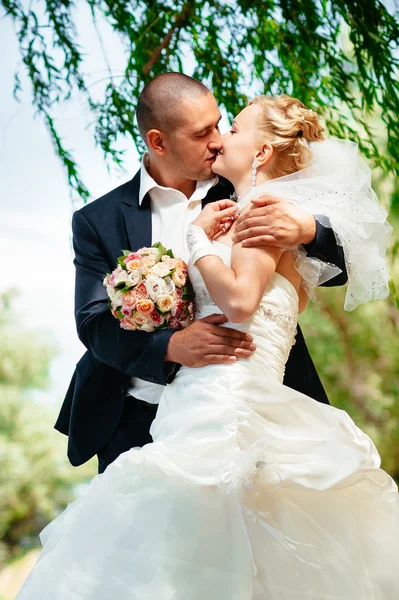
[17, 241, 399, 600]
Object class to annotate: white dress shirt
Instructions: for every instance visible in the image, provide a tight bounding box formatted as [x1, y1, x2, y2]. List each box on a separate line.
[127, 155, 218, 404]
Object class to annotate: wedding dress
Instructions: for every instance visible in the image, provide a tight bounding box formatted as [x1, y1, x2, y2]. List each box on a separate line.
[17, 240, 398, 599]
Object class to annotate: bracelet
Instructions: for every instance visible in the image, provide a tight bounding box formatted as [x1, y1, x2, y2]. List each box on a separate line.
[186, 224, 218, 266]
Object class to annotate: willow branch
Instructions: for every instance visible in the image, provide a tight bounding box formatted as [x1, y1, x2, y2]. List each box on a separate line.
[142, 4, 191, 75]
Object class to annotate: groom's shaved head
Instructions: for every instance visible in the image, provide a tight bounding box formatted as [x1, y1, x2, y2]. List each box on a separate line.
[136, 72, 211, 141]
[136, 72, 222, 182]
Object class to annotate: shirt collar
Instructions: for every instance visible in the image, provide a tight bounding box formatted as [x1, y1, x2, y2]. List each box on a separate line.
[138, 153, 218, 205]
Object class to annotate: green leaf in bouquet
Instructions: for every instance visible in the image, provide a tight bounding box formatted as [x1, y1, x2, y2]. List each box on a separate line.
[117, 256, 128, 269]
[121, 249, 132, 256]
[115, 311, 124, 319]
[116, 282, 126, 290]
[106, 273, 111, 278]
[182, 284, 195, 299]
[120, 285, 134, 293]
[166, 249, 174, 258]
[152, 241, 167, 258]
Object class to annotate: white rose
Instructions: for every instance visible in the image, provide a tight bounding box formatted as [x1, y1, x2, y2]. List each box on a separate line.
[110, 290, 123, 310]
[140, 321, 155, 332]
[156, 294, 175, 313]
[150, 262, 172, 278]
[162, 276, 176, 296]
[145, 274, 167, 301]
[137, 247, 159, 258]
[126, 270, 142, 287]
[114, 268, 128, 285]
[161, 255, 178, 270]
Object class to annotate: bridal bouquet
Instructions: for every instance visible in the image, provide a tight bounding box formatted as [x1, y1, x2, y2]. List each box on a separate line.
[103, 243, 194, 332]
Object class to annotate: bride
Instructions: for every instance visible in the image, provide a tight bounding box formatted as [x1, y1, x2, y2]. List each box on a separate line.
[18, 96, 397, 599]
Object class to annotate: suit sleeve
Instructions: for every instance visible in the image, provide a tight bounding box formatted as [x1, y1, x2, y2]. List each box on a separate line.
[72, 210, 179, 385]
[301, 215, 348, 287]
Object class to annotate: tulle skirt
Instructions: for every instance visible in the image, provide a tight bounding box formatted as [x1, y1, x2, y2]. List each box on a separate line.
[17, 362, 399, 599]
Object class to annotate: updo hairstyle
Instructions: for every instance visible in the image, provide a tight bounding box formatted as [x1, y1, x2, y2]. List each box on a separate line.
[249, 95, 324, 178]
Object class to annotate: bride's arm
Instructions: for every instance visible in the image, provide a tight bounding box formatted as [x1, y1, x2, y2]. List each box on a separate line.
[190, 224, 282, 323]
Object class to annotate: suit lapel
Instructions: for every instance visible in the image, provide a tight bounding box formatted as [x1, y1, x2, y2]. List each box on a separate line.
[202, 177, 234, 209]
[121, 172, 233, 250]
[121, 171, 152, 251]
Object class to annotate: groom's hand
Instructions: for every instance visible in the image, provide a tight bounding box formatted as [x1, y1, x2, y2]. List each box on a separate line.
[233, 195, 316, 248]
[165, 314, 256, 367]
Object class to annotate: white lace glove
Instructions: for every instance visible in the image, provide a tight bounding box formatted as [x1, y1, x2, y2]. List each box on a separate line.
[186, 224, 218, 266]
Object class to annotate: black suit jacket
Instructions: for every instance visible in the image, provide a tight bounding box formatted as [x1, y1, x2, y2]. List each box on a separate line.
[55, 171, 347, 466]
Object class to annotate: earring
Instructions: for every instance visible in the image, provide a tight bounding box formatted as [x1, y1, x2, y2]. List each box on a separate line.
[251, 160, 258, 187]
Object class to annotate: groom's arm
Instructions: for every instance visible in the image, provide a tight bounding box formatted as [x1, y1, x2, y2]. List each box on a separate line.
[233, 197, 348, 286]
[73, 210, 179, 385]
[301, 215, 347, 286]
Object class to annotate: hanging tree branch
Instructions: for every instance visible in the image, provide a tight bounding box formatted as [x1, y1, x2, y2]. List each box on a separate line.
[2, 0, 399, 205]
[143, 3, 192, 76]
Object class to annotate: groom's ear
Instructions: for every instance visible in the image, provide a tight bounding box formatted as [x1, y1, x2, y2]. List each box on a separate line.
[255, 143, 273, 167]
[147, 129, 167, 156]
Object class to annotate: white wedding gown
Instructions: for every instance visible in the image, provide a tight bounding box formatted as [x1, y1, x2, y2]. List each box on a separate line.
[18, 242, 399, 599]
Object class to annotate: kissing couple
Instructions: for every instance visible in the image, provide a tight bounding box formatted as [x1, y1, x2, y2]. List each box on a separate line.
[19, 73, 396, 599]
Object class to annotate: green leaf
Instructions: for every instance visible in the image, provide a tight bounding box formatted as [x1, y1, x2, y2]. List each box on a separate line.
[120, 285, 134, 293]
[152, 241, 167, 258]
[182, 284, 194, 298]
[117, 256, 128, 269]
[121, 249, 132, 256]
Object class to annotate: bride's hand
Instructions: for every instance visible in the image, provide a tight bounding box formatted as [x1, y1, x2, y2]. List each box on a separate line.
[192, 200, 239, 239]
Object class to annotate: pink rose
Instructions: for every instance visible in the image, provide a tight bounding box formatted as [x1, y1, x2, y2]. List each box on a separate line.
[120, 317, 137, 331]
[176, 258, 188, 273]
[175, 288, 183, 299]
[171, 299, 183, 318]
[136, 298, 155, 314]
[122, 307, 133, 317]
[109, 266, 123, 286]
[122, 290, 136, 307]
[171, 268, 186, 288]
[134, 313, 152, 328]
[126, 259, 142, 271]
[124, 252, 142, 263]
[150, 309, 165, 326]
[135, 281, 148, 298]
[169, 316, 180, 329]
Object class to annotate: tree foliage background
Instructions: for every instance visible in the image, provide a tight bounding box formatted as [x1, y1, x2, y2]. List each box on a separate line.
[0, 291, 95, 571]
[1, 0, 398, 579]
[2, 0, 399, 207]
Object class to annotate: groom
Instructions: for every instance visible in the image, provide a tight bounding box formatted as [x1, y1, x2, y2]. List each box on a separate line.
[55, 73, 347, 473]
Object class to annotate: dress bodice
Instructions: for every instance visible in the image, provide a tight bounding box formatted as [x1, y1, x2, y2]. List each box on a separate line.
[188, 241, 299, 382]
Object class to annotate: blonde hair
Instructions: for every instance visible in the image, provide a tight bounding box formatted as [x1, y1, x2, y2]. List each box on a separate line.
[248, 95, 324, 178]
